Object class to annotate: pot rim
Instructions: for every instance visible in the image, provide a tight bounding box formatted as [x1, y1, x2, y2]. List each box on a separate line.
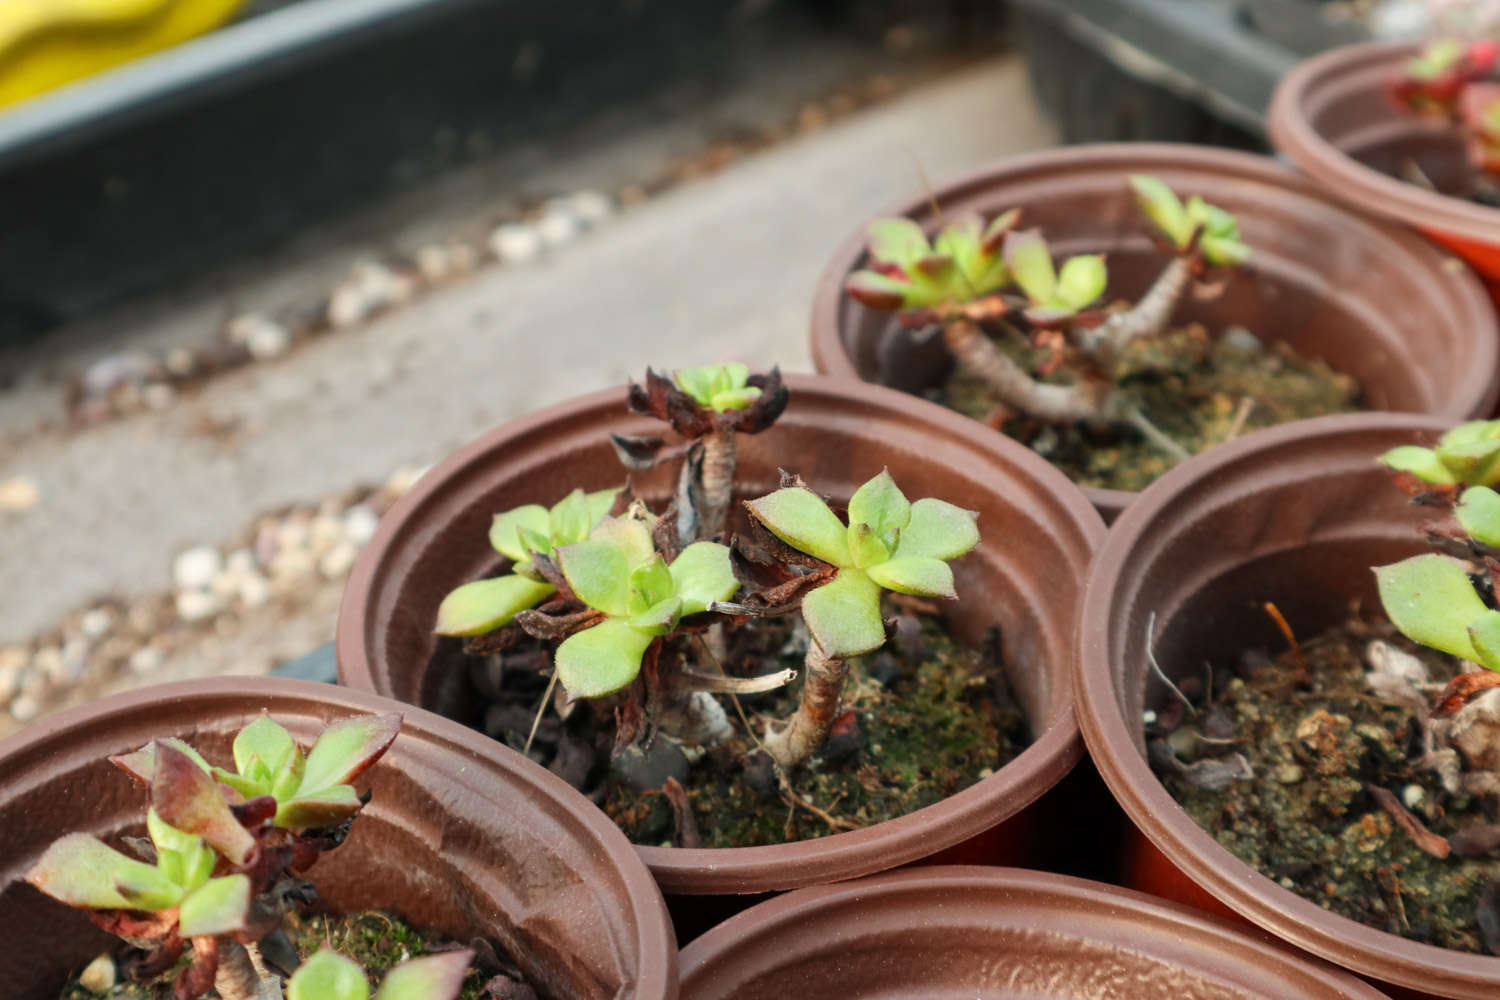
[1075, 410, 1500, 997]
[679, 865, 1390, 999]
[337, 373, 1105, 894]
[808, 140, 1500, 521]
[1269, 39, 1500, 246]
[0, 675, 679, 1000]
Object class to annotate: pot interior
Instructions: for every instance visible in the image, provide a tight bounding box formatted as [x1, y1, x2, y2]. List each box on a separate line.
[834, 158, 1474, 420]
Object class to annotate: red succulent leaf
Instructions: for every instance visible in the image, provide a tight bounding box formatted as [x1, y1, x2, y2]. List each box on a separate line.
[151, 744, 257, 866]
[726, 366, 789, 434]
[229, 794, 278, 830]
[174, 937, 220, 1000]
[1433, 671, 1500, 718]
[88, 908, 180, 943]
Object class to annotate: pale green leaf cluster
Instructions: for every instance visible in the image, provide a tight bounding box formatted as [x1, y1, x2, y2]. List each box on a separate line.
[435, 487, 618, 636]
[675, 363, 762, 412]
[287, 948, 471, 1000]
[1407, 38, 1465, 81]
[1380, 419, 1500, 487]
[27, 811, 251, 936]
[1129, 174, 1250, 268]
[553, 511, 740, 698]
[845, 211, 1018, 310]
[746, 470, 979, 658]
[1376, 553, 1500, 672]
[1002, 230, 1108, 325]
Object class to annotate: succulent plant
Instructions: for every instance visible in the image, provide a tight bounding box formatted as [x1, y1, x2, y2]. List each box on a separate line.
[1002, 229, 1108, 326]
[844, 211, 1019, 312]
[551, 510, 740, 698]
[28, 714, 402, 1000]
[287, 948, 472, 1000]
[1392, 38, 1500, 117]
[1377, 552, 1500, 671]
[1380, 419, 1500, 488]
[1461, 83, 1500, 175]
[745, 469, 980, 767]
[434, 487, 619, 637]
[1129, 174, 1249, 268]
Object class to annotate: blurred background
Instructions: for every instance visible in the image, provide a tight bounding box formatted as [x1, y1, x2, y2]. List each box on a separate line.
[0, 0, 1462, 736]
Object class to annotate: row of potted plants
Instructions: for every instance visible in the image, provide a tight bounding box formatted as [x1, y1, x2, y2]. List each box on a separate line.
[7, 36, 1500, 1000]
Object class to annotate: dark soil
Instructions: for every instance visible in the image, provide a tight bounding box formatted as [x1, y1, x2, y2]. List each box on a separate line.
[1159, 617, 1500, 954]
[61, 910, 521, 999]
[468, 601, 1030, 848]
[940, 321, 1361, 493]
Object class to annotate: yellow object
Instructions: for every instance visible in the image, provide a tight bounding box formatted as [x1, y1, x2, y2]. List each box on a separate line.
[0, 0, 248, 110]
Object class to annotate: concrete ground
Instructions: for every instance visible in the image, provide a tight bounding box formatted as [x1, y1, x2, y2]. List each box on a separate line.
[0, 50, 1056, 734]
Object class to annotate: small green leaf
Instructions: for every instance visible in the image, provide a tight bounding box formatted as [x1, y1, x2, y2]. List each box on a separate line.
[373, 951, 473, 1000]
[434, 576, 556, 636]
[746, 488, 852, 567]
[675, 363, 748, 409]
[867, 217, 930, 266]
[1056, 255, 1108, 310]
[866, 557, 956, 599]
[586, 515, 657, 567]
[233, 715, 297, 780]
[147, 806, 202, 859]
[270, 744, 306, 803]
[1439, 436, 1500, 486]
[845, 270, 911, 312]
[1458, 486, 1500, 546]
[801, 570, 887, 658]
[847, 522, 891, 570]
[211, 765, 265, 801]
[847, 469, 910, 549]
[1130, 174, 1190, 246]
[178, 875, 250, 937]
[627, 596, 682, 634]
[981, 208, 1021, 252]
[1440, 419, 1500, 450]
[893, 499, 980, 561]
[548, 490, 592, 547]
[558, 539, 634, 617]
[1469, 610, 1500, 671]
[1379, 445, 1456, 485]
[1375, 554, 1489, 661]
[555, 619, 656, 698]
[109, 737, 213, 785]
[629, 557, 676, 613]
[1004, 230, 1056, 304]
[275, 784, 364, 830]
[584, 487, 621, 526]
[668, 542, 740, 615]
[1200, 236, 1250, 268]
[489, 505, 550, 562]
[28, 834, 181, 911]
[295, 713, 401, 802]
[289, 950, 370, 1000]
[709, 386, 762, 412]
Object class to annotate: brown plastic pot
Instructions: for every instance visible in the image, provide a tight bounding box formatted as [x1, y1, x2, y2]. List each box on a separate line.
[1269, 41, 1500, 302]
[678, 866, 1391, 999]
[1076, 412, 1500, 999]
[0, 677, 677, 1000]
[336, 374, 1106, 931]
[809, 142, 1500, 522]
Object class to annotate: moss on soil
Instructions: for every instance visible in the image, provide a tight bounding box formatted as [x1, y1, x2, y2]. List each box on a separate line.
[1163, 618, 1500, 954]
[940, 321, 1360, 493]
[61, 911, 499, 999]
[603, 610, 1029, 848]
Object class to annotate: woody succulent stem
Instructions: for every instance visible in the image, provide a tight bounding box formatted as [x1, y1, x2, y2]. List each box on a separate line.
[216, 940, 279, 1000]
[699, 428, 737, 540]
[1092, 254, 1194, 351]
[943, 319, 1106, 424]
[762, 641, 848, 769]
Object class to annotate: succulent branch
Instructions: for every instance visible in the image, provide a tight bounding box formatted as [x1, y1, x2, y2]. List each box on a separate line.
[744, 470, 979, 768]
[1460, 83, 1500, 176]
[1380, 419, 1500, 489]
[434, 487, 619, 637]
[29, 714, 404, 1000]
[615, 364, 788, 544]
[1391, 38, 1500, 118]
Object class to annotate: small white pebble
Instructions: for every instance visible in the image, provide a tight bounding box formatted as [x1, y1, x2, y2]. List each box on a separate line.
[447, 243, 478, 273]
[142, 382, 176, 410]
[342, 505, 379, 546]
[270, 548, 317, 582]
[1142, 710, 1157, 725]
[276, 517, 310, 552]
[1402, 784, 1425, 810]
[78, 953, 116, 993]
[11, 693, 39, 722]
[309, 515, 344, 555]
[175, 589, 221, 624]
[0, 664, 18, 703]
[225, 547, 257, 577]
[164, 347, 196, 376]
[129, 647, 163, 674]
[567, 189, 614, 225]
[238, 573, 271, 609]
[319, 542, 358, 580]
[32, 646, 63, 685]
[246, 322, 290, 360]
[415, 244, 453, 283]
[173, 546, 222, 590]
[80, 607, 114, 640]
[489, 223, 542, 264]
[385, 464, 429, 495]
[535, 209, 580, 247]
[0, 476, 40, 512]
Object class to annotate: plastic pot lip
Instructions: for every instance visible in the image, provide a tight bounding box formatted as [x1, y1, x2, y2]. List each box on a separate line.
[1269, 39, 1500, 248]
[679, 865, 1391, 999]
[1074, 410, 1500, 997]
[809, 141, 1500, 522]
[0, 675, 679, 1000]
[337, 372, 1105, 896]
